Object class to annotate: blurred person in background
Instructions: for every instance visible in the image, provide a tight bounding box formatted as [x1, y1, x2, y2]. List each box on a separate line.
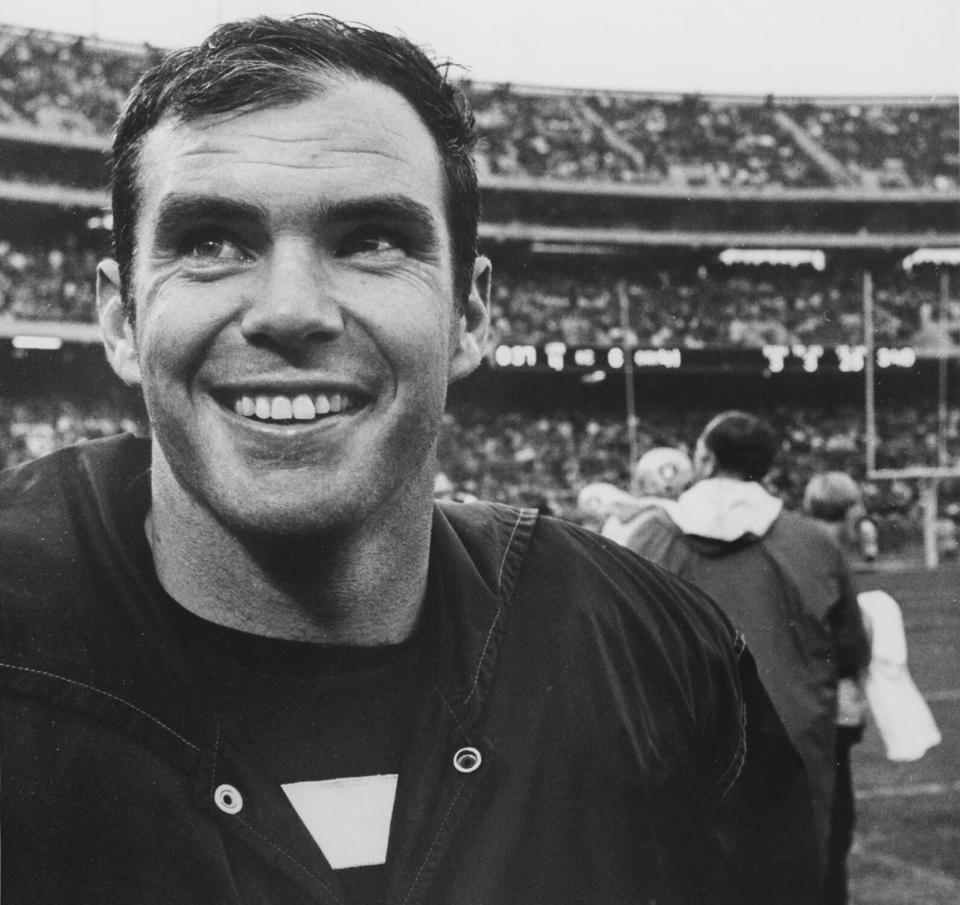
[804, 471, 880, 567]
[577, 446, 693, 543]
[803, 472, 873, 905]
[632, 445, 695, 499]
[626, 411, 870, 901]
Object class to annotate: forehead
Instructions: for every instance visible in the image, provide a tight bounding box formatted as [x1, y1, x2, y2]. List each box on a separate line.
[134, 78, 447, 229]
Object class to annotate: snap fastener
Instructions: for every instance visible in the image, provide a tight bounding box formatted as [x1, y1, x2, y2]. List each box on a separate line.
[214, 784, 243, 814]
[453, 746, 482, 773]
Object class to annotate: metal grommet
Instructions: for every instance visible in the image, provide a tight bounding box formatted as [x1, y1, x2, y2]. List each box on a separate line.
[214, 783, 243, 814]
[453, 746, 482, 773]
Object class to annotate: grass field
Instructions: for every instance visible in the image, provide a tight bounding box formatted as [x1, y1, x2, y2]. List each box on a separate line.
[848, 561, 960, 904]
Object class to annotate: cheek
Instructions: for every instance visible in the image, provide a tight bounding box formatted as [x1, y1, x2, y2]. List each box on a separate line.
[385, 315, 452, 416]
[136, 285, 231, 387]
[363, 290, 453, 378]
[400, 332, 453, 410]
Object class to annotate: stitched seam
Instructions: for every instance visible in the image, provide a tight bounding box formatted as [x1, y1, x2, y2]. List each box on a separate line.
[235, 815, 344, 904]
[431, 678, 471, 742]
[400, 781, 467, 905]
[461, 509, 527, 707]
[711, 700, 748, 803]
[496, 508, 527, 592]
[707, 633, 748, 801]
[209, 714, 221, 792]
[0, 661, 199, 751]
[461, 603, 501, 708]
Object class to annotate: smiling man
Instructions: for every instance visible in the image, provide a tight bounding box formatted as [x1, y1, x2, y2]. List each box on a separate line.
[0, 15, 819, 905]
[103, 76, 483, 644]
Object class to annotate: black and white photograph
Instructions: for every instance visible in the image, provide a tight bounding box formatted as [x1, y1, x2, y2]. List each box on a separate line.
[0, 1, 957, 902]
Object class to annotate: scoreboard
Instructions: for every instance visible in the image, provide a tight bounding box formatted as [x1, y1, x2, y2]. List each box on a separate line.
[491, 342, 922, 375]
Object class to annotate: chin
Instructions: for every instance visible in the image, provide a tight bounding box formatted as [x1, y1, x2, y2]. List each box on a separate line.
[213, 492, 356, 541]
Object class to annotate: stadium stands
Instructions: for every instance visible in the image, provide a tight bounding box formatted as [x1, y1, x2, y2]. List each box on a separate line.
[489, 261, 947, 347]
[0, 25, 156, 134]
[0, 23, 956, 190]
[0, 240, 99, 322]
[787, 100, 960, 192]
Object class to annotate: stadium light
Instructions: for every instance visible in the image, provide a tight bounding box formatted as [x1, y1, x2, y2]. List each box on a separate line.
[902, 248, 960, 271]
[11, 335, 63, 350]
[718, 248, 826, 270]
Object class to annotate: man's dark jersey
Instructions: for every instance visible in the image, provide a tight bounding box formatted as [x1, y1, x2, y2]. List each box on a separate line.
[0, 435, 821, 904]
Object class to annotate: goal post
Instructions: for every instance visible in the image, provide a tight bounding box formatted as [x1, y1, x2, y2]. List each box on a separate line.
[863, 258, 960, 567]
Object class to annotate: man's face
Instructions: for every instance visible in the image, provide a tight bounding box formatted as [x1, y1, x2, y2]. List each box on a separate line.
[100, 78, 487, 536]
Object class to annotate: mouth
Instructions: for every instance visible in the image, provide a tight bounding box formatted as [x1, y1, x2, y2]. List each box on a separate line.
[215, 390, 362, 425]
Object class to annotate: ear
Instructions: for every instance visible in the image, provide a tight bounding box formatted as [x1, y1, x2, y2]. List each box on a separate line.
[448, 255, 491, 384]
[697, 449, 717, 480]
[97, 259, 141, 386]
[693, 439, 716, 480]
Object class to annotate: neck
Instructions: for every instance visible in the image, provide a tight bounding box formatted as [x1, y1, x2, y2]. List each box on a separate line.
[146, 458, 434, 646]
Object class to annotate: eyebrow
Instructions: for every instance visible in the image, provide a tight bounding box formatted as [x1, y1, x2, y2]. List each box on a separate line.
[151, 193, 440, 245]
[323, 195, 441, 247]
[152, 195, 269, 244]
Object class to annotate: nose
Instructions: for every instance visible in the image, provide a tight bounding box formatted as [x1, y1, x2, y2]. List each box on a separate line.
[240, 240, 345, 348]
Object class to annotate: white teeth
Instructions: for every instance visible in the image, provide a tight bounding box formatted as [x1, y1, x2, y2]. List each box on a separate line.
[292, 394, 316, 420]
[271, 396, 293, 420]
[232, 392, 351, 422]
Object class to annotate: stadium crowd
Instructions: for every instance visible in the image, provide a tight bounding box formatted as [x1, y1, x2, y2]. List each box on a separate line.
[1, 23, 956, 192]
[489, 264, 950, 347]
[577, 93, 820, 188]
[0, 25, 154, 134]
[0, 396, 141, 473]
[419, 85, 960, 191]
[793, 101, 960, 192]
[471, 88, 641, 183]
[0, 239, 99, 322]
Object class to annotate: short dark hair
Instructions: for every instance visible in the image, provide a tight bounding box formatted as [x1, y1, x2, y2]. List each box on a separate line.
[110, 14, 479, 317]
[699, 411, 778, 482]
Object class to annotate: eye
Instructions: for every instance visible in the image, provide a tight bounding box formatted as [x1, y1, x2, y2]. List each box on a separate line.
[337, 227, 406, 258]
[183, 232, 251, 264]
